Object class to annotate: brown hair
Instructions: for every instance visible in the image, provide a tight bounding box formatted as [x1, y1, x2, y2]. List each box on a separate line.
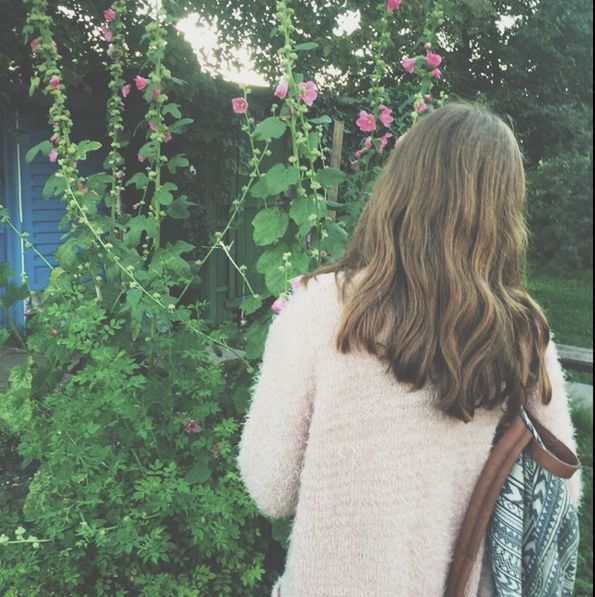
[302, 103, 552, 422]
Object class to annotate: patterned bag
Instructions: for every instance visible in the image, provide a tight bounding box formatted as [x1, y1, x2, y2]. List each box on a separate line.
[487, 408, 580, 596]
[445, 408, 581, 597]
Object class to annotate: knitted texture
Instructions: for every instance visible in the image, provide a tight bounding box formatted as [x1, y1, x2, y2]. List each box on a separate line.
[236, 271, 582, 597]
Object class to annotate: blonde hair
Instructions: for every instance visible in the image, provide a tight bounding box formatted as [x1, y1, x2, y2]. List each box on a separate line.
[303, 103, 552, 422]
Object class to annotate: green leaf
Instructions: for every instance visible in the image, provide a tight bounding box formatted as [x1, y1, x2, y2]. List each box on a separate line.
[166, 196, 194, 219]
[42, 173, 66, 199]
[249, 177, 271, 199]
[295, 42, 319, 51]
[125, 172, 148, 189]
[25, 140, 52, 163]
[240, 295, 263, 315]
[317, 167, 346, 187]
[186, 461, 211, 484]
[29, 76, 40, 97]
[169, 117, 193, 134]
[76, 140, 102, 161]
[167, 154, 190, 174]
[253, 117, 287, 141]
[153, 187, 174, 206]
[308, 115, 333, 125]
[163, 103, 182, 118]
[265, 164, 300, 195]
[321, 221, 349, 259]
[245, 316, 271, 359]
[139, 141, 157, 158]
[289, 195, 326, 236]
[255, 243, 310, 295]
[252, 208, 289, 246]
[124, 216, 159, 248]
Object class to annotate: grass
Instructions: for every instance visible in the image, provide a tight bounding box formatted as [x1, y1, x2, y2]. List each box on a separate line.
[571, 401, 593, 596]
[526, 262, 593, 384]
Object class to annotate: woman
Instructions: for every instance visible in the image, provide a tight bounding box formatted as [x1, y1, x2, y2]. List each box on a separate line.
[236, 103, 582, 596]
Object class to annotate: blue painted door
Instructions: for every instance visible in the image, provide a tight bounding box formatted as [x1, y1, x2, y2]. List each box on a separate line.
[0, 111, 65, 327]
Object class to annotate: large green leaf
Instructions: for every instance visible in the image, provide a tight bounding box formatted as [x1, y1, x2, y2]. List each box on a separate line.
[316, 167, 346, 187]
[289, 195, 326, 236]
[124, 216, 159, 248]
[253, 117, 287, 141]
[321, 221, 349, 259]
[265, 164, 300, 195]
[76, 140, 102, 161]
[25, 140, 52, 163]
[252, 207, 289, 246]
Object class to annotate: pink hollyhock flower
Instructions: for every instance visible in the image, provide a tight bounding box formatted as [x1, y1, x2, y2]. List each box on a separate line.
[356, 111, 377, 133]
[102, 26, 113, 42]
[134, 75, 149, 91]
[424, 94, 432, 102]
[49, 75, 60, 88]
[31, 38, 41, 52]
[431, 68, 442, 79]
[132, 202, 141, 210]
[164, 130, 172, 142]
[379, 132, 393, 152]
[379, 104, 394, 127]
[426, 51, 443, 68]
[137, 153, 145, 163]
[147, 120, 158, 131]
[354, 149, 364, 159]
[49, 133, 58, 142]
[274, 79, 289, 100]
[232, 97, 249, 114]
[401, 56, 417, 74]
[290, 274, 304, 290]
[416, 101, 428, 113]
[424, 42, 432, 51]
[104, 7, 116, 21]
[184, 420, 202, 434]
[151, 87, 160, 101]
[48, 149, 58, 162]
[387, 0, 402, 9]
[271, 297, 286, 313]
[120, 83, 131, 98]
[364, 136, 373, 149]
[297, 81, 318, 107]
[351, 160, 360, 172]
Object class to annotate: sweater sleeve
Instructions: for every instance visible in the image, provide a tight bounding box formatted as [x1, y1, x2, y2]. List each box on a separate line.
[527, 336, 583, 508]
[236, 283, 318, 519]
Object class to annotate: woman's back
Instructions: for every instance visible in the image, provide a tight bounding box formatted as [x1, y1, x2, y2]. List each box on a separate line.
[237, 104, 582, 595]
[237, 271, 581, 596]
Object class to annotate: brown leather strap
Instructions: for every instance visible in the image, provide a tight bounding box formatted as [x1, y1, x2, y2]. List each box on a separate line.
[444, 412, 581, 597]
[527, 413, 581, 479]
[444, 416, 532, 597]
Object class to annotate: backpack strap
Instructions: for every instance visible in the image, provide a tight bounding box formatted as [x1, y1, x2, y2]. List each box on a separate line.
[444, 412, 581, 597]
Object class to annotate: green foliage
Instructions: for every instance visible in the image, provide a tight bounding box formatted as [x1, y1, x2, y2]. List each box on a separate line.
[526, 152, 593, 269]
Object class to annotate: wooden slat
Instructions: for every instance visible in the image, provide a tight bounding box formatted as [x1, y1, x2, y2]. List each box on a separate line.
[327, 120, 345, 221]
[558, 344, 593, 374]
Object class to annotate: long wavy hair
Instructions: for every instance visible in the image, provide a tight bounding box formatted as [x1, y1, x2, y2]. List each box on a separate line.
[302, 103, 553, 422]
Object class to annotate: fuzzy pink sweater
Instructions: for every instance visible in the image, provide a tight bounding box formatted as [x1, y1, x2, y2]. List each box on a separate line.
[236, 271, 582, 597]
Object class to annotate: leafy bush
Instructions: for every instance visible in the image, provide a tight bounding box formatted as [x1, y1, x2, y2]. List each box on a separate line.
[526, 151, 593, 269]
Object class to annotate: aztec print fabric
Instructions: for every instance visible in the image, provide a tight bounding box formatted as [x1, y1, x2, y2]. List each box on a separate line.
[487, 409, 580, 596]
